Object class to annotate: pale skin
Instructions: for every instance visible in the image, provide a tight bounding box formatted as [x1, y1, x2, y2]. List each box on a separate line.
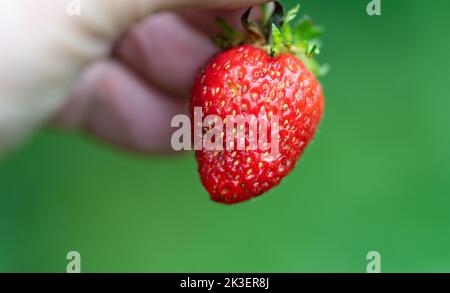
[0, 0, 267, 155]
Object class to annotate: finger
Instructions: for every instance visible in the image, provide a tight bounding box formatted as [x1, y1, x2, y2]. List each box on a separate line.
[178, 7, 262, 36]
[78, 0, 268, 45]
[114, 12, 219, 98]
[153, 0, 268, 11]
[55, 59, 187, 153]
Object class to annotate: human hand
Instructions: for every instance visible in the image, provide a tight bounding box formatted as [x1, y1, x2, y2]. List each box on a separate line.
[0, 0, 266, 155]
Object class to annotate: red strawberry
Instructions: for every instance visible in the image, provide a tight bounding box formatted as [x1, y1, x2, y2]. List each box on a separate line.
[191, 2, 326, 204]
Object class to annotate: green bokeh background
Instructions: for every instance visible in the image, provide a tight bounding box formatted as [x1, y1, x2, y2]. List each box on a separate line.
[1, 0, 450, 272]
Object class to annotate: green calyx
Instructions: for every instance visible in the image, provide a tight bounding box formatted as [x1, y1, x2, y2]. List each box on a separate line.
[212, 1, 328, 77]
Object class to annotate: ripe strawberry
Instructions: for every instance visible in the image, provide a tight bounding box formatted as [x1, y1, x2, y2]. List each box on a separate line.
[191, 2, 327, 204]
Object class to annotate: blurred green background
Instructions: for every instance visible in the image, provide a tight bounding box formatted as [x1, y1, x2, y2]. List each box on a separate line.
[1, 0, 450, 272]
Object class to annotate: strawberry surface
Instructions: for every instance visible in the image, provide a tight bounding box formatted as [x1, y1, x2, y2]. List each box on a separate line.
[191, 44, 324, 204]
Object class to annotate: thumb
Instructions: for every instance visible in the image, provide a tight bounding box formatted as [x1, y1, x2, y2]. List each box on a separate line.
[69, 0, 268, 66]
[0, 0, 267, 156]
[82, 0, 269, 40]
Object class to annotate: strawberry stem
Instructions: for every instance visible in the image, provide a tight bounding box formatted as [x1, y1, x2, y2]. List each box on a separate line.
[270, 24, 283, 57]
[213, 1, 328, 76]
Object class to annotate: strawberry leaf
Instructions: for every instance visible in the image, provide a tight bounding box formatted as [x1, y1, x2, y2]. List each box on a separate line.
[306, 40, 321, 57]
[281, 4, 299, 43]
[284, 4, 300, 26]
[271, 23, 283, 57]
[294, 16, 324, 41]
